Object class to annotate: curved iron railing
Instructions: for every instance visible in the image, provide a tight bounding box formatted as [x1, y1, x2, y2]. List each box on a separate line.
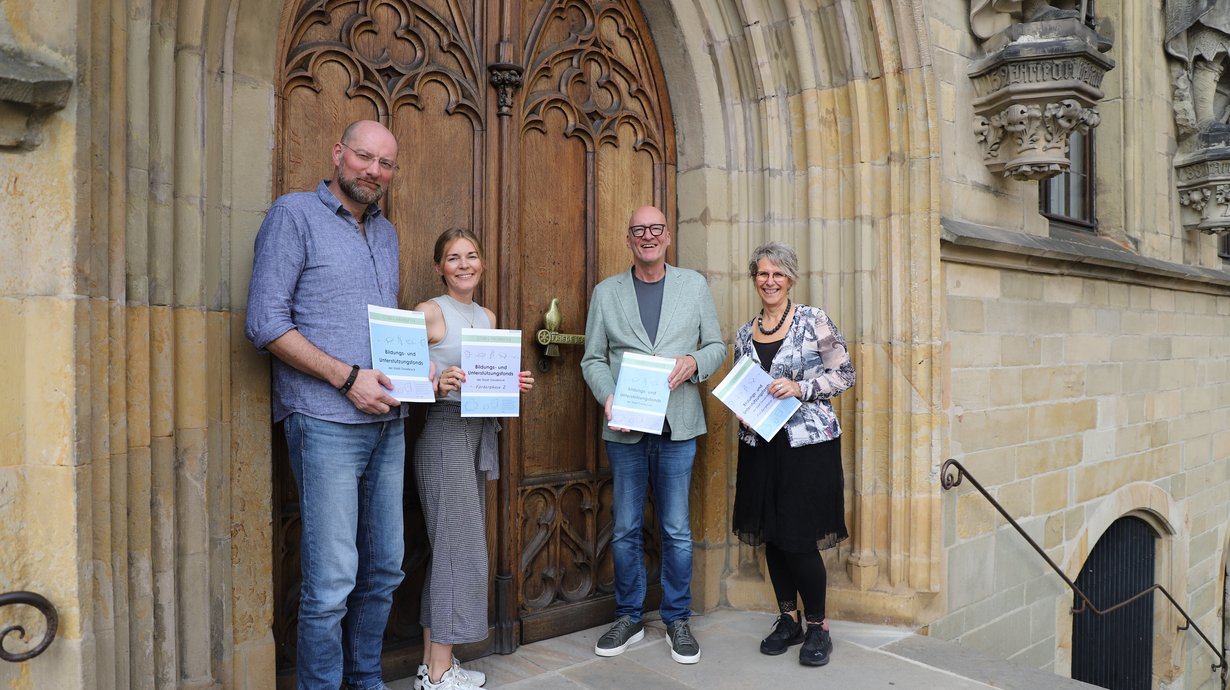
[0, 591, 58, 662]
[941, 458, 1227, 690]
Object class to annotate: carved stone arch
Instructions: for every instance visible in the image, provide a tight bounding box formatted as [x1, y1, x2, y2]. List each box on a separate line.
[634, 1, 945, 622]
[1063, 483, 1184, 579]
[1055, 483, 1188, 684]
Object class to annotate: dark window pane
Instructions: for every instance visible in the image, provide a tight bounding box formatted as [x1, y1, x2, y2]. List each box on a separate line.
[1040, 129, 1095, 229]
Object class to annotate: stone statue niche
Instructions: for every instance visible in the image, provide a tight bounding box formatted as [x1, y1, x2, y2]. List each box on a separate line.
[967, 0, 1115, 181]
[971, 0, 1088, 42]
[1168, 0, 1230, 235]
[1167, 0, 1230, 137]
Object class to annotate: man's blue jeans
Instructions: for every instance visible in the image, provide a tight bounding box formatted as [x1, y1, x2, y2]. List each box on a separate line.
[605, 435, 696, 624]
[285, 413, 406, 690]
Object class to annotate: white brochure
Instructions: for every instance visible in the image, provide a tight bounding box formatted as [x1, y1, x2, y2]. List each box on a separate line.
[711, 355, 801, 442]
[367, 305, 435, 402]
[608, 352, 674, 434]
[460, 328, 522, 417]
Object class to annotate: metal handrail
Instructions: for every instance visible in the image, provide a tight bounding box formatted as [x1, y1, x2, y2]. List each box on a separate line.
[941, 458, 1227, 690]
[0, 591, 58, 662]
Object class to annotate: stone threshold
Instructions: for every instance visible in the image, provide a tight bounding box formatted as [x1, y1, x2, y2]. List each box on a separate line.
[387, 609, 1101, 689]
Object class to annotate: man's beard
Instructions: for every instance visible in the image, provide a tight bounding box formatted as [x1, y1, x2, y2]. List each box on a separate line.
[338, 172, 384, 206]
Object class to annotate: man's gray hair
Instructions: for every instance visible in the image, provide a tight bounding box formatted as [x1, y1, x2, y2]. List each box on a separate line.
[747, 241, 799, 281]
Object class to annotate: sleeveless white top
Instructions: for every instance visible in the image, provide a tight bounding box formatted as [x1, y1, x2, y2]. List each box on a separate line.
[429, 294, 492, 402]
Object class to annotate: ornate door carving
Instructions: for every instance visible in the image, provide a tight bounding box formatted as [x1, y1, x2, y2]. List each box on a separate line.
[273, 0, 674, 679]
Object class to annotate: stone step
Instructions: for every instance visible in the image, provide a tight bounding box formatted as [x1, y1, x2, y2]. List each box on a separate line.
[881, 630, 1102, 690]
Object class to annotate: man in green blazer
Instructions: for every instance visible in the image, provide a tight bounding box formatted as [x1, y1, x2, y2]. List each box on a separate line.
[581, 205, 725, 665]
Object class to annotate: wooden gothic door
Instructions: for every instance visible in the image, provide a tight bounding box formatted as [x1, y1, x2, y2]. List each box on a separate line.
[274, 0, 675, 681]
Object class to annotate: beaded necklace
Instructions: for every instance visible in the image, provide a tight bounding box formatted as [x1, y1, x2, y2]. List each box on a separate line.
[757, 298, 792, 336]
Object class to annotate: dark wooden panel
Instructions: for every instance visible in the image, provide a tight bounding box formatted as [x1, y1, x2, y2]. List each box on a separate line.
[516, 110, 591, 479]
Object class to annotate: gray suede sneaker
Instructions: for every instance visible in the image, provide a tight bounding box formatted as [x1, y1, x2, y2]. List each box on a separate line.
[666, 618, 700, 664]
[594, 615, 645, 657]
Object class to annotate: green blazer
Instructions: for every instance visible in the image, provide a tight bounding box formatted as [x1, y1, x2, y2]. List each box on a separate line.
[581, 264, 726, 443]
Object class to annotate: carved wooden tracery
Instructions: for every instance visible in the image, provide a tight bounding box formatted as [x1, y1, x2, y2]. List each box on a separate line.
[519, 478, 662, 613]
[521, 1, 666, 156]
[282, 0, 484, 124]
[520, 479, 611, 610]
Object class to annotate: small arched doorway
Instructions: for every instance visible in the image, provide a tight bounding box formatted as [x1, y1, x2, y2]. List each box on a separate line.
[1071, 515, 1158, 689]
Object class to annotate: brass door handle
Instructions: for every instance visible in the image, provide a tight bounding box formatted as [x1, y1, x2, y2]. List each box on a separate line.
[536, 298, 584, 370]
[536, 329, 585, 354]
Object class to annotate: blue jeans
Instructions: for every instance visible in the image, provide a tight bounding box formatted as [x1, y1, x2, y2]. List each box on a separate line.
[605, 436, 696, 624]
[285, 413, 406, 690]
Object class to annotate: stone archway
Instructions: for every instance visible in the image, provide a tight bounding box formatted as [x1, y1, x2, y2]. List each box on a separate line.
[0, 0, 944, 687]
[634, 1, 946, 623]
[1055, 482, 1187, 686]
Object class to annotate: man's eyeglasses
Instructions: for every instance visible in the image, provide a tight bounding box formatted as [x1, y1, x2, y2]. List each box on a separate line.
[340, 143, 399, 173]
[629, 224, 666, 238]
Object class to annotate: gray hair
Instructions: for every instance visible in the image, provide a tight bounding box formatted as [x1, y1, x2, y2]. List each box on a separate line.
[747, 241, 800, 282]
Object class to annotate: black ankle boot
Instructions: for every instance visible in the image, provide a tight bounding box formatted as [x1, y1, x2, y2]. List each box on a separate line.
[759, 613, 804, 655]
[799, 624, 832, 666]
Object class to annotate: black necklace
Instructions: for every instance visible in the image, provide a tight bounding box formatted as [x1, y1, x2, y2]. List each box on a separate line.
[757, 298, 791, 336]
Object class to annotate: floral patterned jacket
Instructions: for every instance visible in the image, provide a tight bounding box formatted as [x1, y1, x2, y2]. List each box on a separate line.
[734, 304, 855, 447]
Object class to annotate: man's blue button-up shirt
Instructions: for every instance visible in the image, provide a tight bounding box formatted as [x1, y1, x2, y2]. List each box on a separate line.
[245, 181, 407, 424]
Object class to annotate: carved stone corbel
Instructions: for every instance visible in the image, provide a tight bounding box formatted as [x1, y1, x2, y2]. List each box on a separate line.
[0, 46, 73, 150]
[1175, 131, 1230, 237]
[968, 18, 1114, 181]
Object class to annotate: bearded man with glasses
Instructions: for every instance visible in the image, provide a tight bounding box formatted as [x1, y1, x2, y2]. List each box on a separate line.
[246, 120, 409, 690]
[580, 206, 725, 665]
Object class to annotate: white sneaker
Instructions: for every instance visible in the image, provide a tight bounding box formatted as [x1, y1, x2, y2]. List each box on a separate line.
[450, 657, 486, 687]
[415, 659, 486, 690]
[421, 666, 483, 690]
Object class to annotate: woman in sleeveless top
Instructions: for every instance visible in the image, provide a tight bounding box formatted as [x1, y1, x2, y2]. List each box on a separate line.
[413, 228, 533, 690]
[730, 241, 855, 668]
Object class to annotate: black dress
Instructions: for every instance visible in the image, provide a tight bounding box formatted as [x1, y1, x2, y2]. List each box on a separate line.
[732, 338, 848, 553]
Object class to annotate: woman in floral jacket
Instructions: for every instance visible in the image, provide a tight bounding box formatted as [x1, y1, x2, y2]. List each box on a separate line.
[731, 241, 856, 668]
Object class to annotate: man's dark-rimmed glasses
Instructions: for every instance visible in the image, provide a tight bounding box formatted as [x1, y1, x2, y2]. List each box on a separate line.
[629, 224, 666, 238]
